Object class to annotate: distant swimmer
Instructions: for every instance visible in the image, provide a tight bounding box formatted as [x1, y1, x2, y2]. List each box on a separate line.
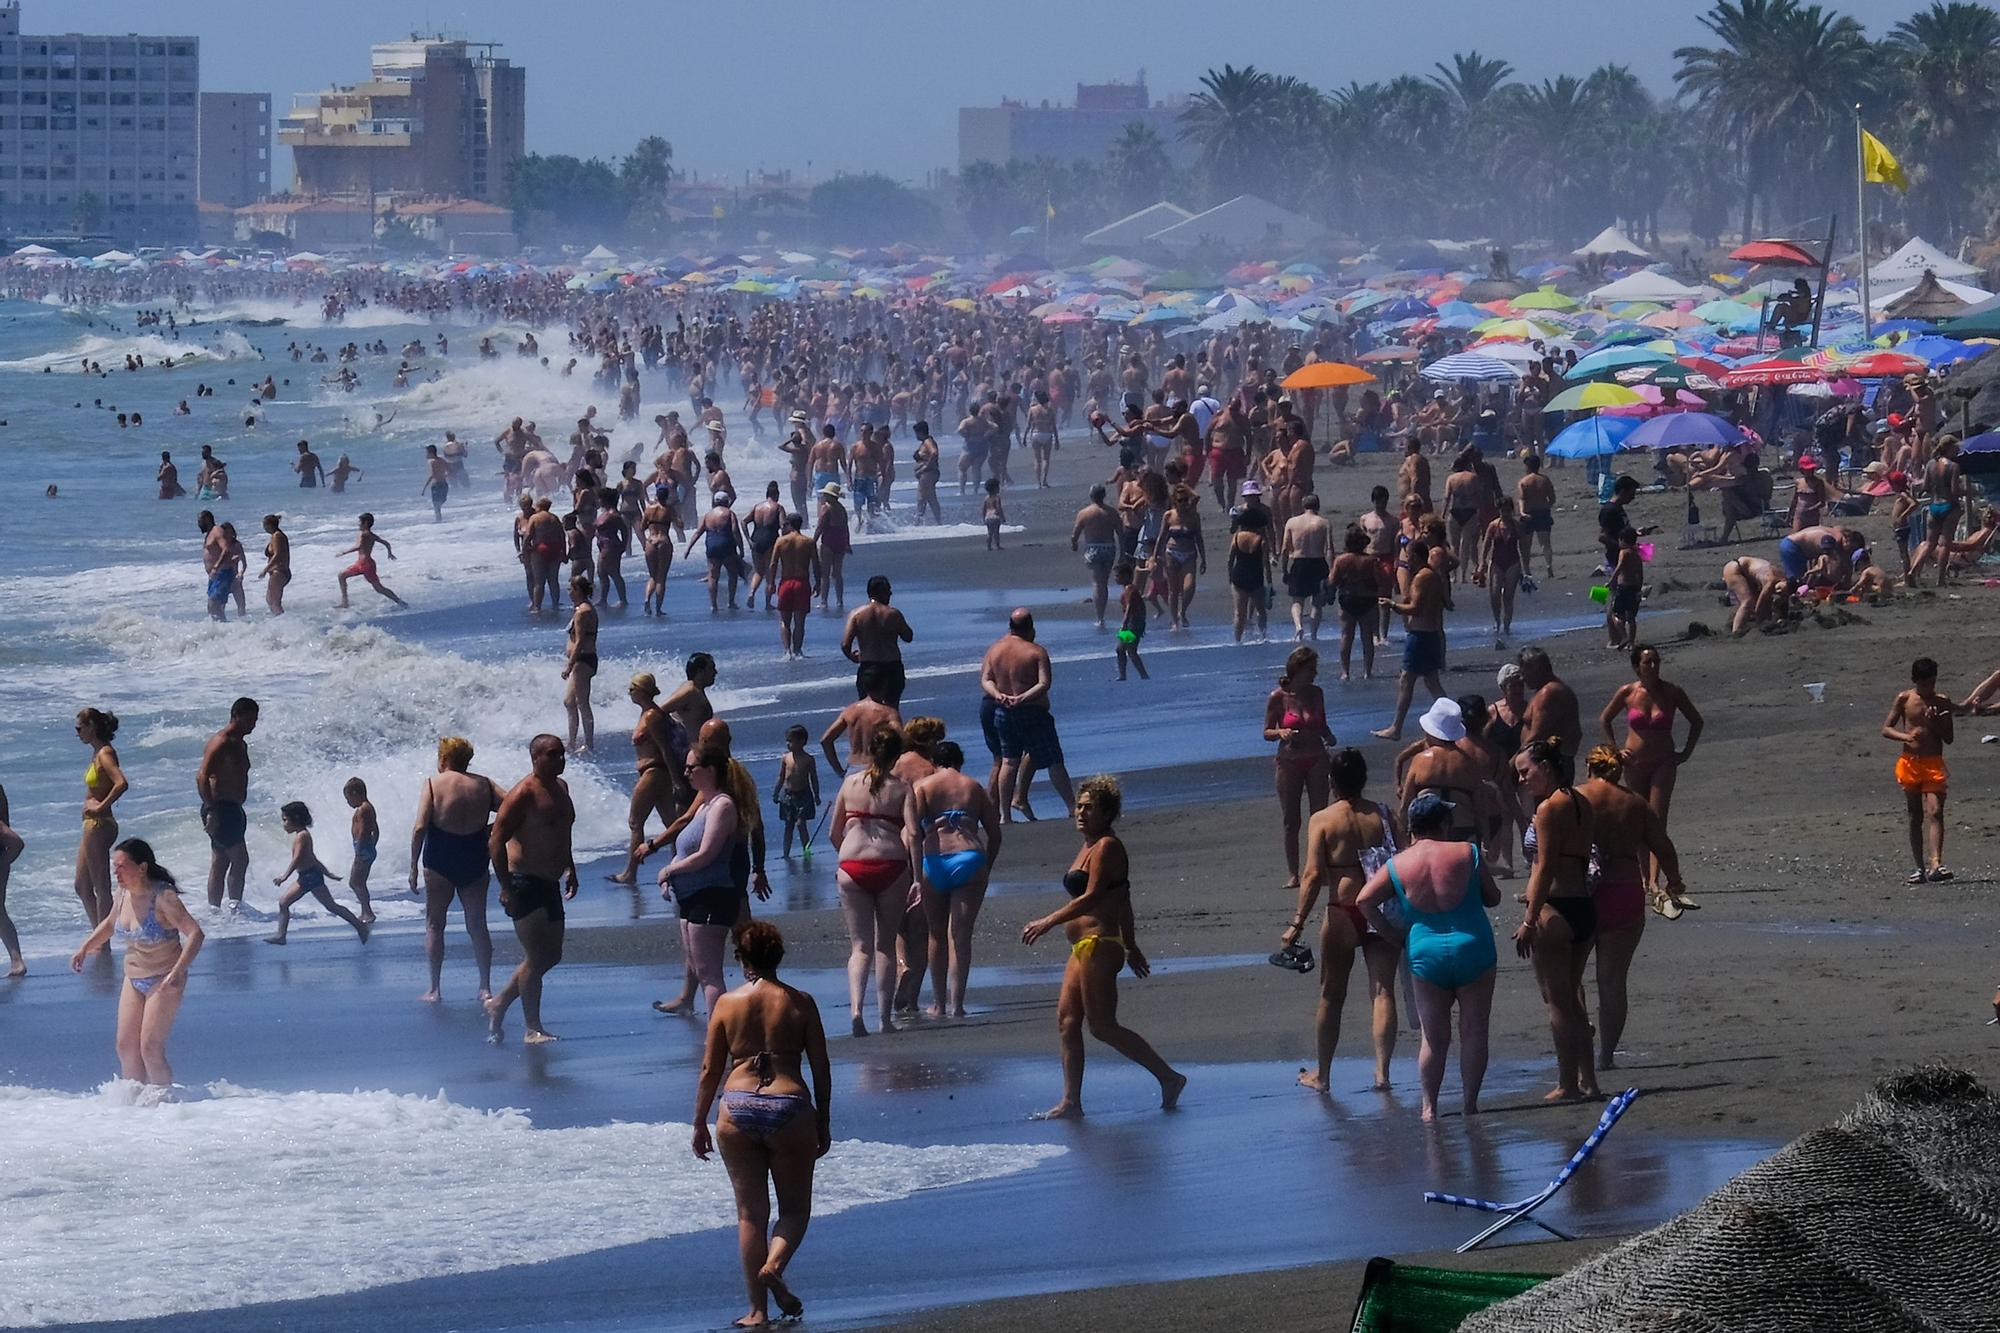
[259, 514, 290, 615]
[156, 450, 185, 499]
[336, 512, 407, 609]
[487, 734, 578, 1044]
[421, 443, 450, 522]
[328, 453, 362, 493]
[293, 438, 324, 488]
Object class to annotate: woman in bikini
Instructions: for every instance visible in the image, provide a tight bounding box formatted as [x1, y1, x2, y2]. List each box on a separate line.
[1263, 646, 1337, 890]
[1513, 738, 1601, 1104]
[1355, 790, 1500, 1121]
[593, 488, 629, 609]
[693, 921, 830, 1330]
[814, 483, 851, 610]
[1021, 774, 1186, 1119]
[640, 484, 676, 616]
[1578, 745, 1690, 1070]
[1276, 748, 1404, 1093]
[74, 708, 127, 928]
[1598, 644, 1703, 898]
[1227, 517, 1270, 644]
[70, 838, 203, 1086]
[1157, 484, 1206, 631]
[912, 740, 1003, 1019]
[829, 726, 917, 1036]
[562, 574, 598, 755]
[1478, 496, 1526, 648]
[610, 673, 682, 887]
[408, 736, 503, 1001]
[1330, 525, 1382, 681]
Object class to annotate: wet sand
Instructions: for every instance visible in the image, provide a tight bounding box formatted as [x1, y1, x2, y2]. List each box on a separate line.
[16, 447, 2000, 1329]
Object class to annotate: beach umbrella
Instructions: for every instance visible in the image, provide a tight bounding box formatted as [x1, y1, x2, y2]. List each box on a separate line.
[1358, 346, 1421, 363]
[1545, 382, 1643, 411]
[1128, 306, 1189, 326]
[1897, 334, 1989, 367]
[1545, 415, 1641, 457]
[1420, 351, 1521, 381]
[1567, 346, 1674, 379]
[1619, 363, 1720, 392]
[1510, 285, 1580, 311]
[1282, 362, 1376, 390]
[1958, 430, 2000, 453]
[1372, 295, 1436, 321]
[1837, 351, 1929, 379]
[944, 297, 977, 311]
[1470, 341, 1550, 367]
[1719, 358, 1825, 387]
[1623, 412, 1749, 450]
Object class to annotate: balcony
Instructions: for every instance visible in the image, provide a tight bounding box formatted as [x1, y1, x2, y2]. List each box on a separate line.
[279, 118, 417, 148]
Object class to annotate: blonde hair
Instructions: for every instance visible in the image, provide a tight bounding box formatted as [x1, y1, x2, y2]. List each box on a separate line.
[1585, 744, 1624, 782]
[903, 716, 945, 756]
[438, 736, 474, 771]
[630, 672, 660, 698]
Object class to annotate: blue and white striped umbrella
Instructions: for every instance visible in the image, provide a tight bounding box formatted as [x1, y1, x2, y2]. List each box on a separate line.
[1420, 351, 1522, 382]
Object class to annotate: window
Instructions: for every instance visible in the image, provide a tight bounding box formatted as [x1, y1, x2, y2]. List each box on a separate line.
[170, 191, 187, 202]
[109, 92, 132, 106]
[0, 165, 15, 178]
[20, 114, 44, 129]
[19, 90, 43, 104]
[50, 163, 70, 179]
[142, 116, 164, 130]
[82, 118, 101, 131]
[138, 92, 160, 106]
[51, 65, 71, 80]
[139, 191, 154, 201]
[114, 116, 133, 129]
[139, 43, 165, 57]
[171, 44, 194, 58]
[168, 91, 192, 106]
[109, 67, 134, 81]
[82, 67, 102, 81]
[0, 92, 15, 105]
[20, 66, 44, 79]
[21, 164, 45, 179]
[81, 92, 102, 105]
[51, 115, 72, 130]
[0, 67, 15, 78]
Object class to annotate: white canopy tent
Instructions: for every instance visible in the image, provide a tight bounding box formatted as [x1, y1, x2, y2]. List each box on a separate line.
[1586, 271, 1714, 304]
[1081, 202, 1192, 249]
[12, 243, 56, 257]
[580, 243, 619, 264]
[1867, 237, 1977, 285]
[1574, 225, 1651, 261]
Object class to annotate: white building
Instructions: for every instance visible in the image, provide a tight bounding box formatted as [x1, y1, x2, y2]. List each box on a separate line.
[0, 2, 199, 242]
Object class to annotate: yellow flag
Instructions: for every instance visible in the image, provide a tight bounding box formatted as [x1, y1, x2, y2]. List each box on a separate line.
[1046, 199, 1056, 220]
[1862, 129, 1908, 192]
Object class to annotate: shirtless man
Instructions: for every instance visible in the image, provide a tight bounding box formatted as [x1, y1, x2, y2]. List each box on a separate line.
[487, 734, 578, 1044]
[956, 406, 990, 495]
[523, 499, 566, 614]
[1359, 485, 1398, 648]
[1517, 646, 1583, 758]
[807, 426, 846, 524]
[292, 439, 324, 488]
[1398, 437, 1433, 512]
[1206, 396, 1250, 509]
[196, 697, 258, 910]
[849, 425, 887, 517]
[421, 444, 451, 522]
[819, 681, 903, 780]
[336, 512, 407, 608]
[1516, 452, 1557, 578]
[158, 451, 186, 499]
[842, 576, 914, 708]
[1280, 493, 1333, 642]
[1372, 539, 1446, 740]
[770, 515, 820, 658]
[981, 610, 1075, 821]
[259, 514, 290, 616]
[1071, 484, 1121, 627]
[1883, 657, 1954, 884]
[778, 410, 813, 516]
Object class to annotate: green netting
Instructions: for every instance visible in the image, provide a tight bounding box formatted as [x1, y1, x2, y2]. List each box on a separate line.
[1350, 1258, 1550, 1333]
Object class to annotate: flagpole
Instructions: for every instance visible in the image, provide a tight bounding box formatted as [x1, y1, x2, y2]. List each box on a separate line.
[1857, 106, 1872, 334]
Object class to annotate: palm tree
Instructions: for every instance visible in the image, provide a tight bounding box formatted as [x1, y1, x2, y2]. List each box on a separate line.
[1431, 51, 1515, 114]
[1507, 76, 1601, 245]
[1890, 2, 2000, 237]
[1179, 64, 1278, 201]
[1106, 122, 1174, 214]
[1676, 0, 1876, 240]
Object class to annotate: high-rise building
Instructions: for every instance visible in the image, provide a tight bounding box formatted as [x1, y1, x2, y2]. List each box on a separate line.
[958, 78, 1190, 172]
[198, 92, 269, 207]
[0, 2, 199, 242]
[279, 36, 524, 205]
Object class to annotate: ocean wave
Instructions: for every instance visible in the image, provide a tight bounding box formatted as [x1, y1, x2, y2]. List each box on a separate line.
[0, 328, 261, 372]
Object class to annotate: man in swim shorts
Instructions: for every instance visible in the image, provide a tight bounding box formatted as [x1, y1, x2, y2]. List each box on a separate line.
[488, 734, 578, 1044]
[842, 575, 913, 708]
[196, 696, 258, 910]
[1372, 539, 1447, 741]
[980, 610, 1075, 821]
[1883, 656, 1954, 885]
[1280, 493, 1333, 642]
[1071, 484, 1121, 628]
[768, 514, 819, 658]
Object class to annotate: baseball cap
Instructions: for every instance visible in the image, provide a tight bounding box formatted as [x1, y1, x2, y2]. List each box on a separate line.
[1407, 790, 1456, 824]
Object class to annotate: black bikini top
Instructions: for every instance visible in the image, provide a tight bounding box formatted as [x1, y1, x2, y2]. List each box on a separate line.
[1062, 869, 1088, 897]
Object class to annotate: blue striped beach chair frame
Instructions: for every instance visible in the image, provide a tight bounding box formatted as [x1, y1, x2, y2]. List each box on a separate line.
[1424, 1087, 1640, 1253]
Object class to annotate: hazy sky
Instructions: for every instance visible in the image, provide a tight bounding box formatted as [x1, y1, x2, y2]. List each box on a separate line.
[57, 0, 1943, 184]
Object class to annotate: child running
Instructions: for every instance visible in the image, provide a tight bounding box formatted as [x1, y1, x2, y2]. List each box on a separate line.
[267, 801, 369, 944]
[336, 512, 407, 608]
[1115, 560, 1150, 681]
[982, 478, 1006, 550]
[344, 777, 378, 925]
[773, 724, 822, 858]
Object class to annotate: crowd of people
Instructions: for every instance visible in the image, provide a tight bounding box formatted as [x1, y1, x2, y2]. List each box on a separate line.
[13, 261, 2000, 1327]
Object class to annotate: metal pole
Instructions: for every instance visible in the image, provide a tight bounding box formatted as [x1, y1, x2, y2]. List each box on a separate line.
[1857, 108, 1873, 335]
[1808, 214, 1835, 350]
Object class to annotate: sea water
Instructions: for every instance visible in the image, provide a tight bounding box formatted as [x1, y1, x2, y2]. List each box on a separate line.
[0, 296, 1000, 953]
[0, 1078, 1063, 1326]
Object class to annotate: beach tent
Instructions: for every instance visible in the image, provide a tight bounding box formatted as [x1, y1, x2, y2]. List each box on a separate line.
[1145, 194, 1327, 251]
[1882, 270, 1971, 322]
[1868, 236, 1977, 286]
[1587, 272, 1713, 304]
[11, 243, 56, 257]
[1879, 274, 1994, 308]
[580, 243, 619, 265]
[92, 249, 136, 264]
[1573, 226, 1650, 262]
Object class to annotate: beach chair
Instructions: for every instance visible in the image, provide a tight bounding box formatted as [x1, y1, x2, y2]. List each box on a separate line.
[1348, 1257, 1549, 1333]
[1424, 1087, 1640, 1253]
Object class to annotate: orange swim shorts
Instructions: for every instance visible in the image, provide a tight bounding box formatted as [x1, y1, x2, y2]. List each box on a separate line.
[1895, 753, 1948, 794]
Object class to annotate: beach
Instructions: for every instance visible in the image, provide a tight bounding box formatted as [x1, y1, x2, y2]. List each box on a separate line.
[4, 299, 1997, 1332]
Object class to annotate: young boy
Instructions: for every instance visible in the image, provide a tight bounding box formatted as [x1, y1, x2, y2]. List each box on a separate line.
[336, 512, 407, 608]
[344, 777, 378, 925]
[982, 478, 1006, 550]
[1114, 561, 1150, 681]
[1883, 656, 1954, 885]
[1606, 527, 1643, 650]
[773, 724, 821, 858]
[268, 801, 369, 944]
